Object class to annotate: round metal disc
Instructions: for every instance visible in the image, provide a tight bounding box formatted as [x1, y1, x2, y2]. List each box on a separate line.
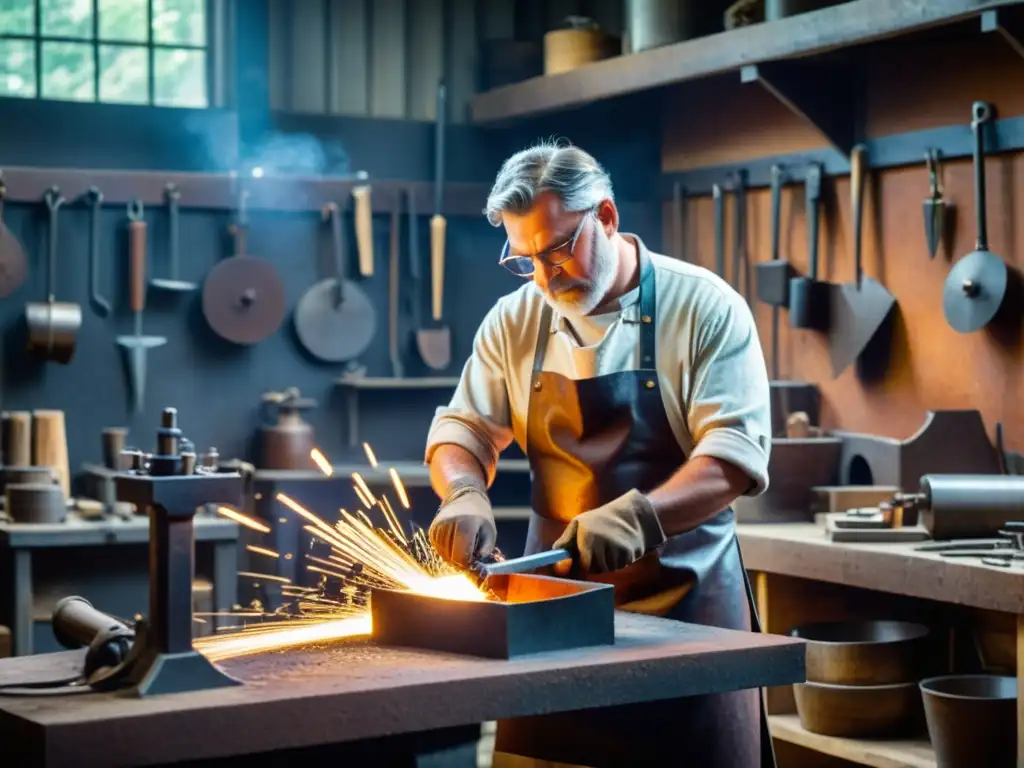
[942, 249, 1008, 333]
[294, 278, 377, 363]
[201, 255, 287, 345]
[0, 226, 28, 298]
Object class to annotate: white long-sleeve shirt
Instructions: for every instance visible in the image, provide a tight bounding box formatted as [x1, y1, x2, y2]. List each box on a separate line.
[424, 237, 772, 496]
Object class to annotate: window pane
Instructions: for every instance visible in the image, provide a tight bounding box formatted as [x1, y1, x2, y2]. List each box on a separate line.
[41, 0, 93, 39]
[153, 0, 205, 46]
[99, 44, 147, 103]
[0, 0, 35, 36]
[99, 0, 147, 42]
[41, 41, 94, 100]
[154, 47, 204, 107]
[0, 39, 35, 97]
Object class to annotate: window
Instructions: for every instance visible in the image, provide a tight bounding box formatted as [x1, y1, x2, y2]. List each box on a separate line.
[0, 0, 209, 108]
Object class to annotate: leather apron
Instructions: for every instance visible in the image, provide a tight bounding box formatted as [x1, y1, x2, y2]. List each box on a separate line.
[493, 244, 775, 768]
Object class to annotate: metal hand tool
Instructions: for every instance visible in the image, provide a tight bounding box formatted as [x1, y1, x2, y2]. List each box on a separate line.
[116, 200, 166, 414]
[472, 548, 573, 583]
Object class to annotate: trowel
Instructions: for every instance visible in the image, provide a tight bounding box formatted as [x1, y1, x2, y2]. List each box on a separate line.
[117, 201, 166, 414]
[417, 80, 451, 371]
[923, 149, 946, 259]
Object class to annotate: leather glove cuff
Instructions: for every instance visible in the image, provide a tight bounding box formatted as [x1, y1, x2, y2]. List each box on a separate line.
[625, 489, 667, 551]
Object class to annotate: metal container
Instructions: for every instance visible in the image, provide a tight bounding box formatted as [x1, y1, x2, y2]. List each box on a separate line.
[370, 574, 614, 659]
[794, 680, 923, 738]
[624, 0, 693, 53]
[258, 389, 317, 471]
[5, 482, 66, 524]
[920, 675, 1017, 768]
[789, 620, 931, 685]
[917, 474, 1024, 539]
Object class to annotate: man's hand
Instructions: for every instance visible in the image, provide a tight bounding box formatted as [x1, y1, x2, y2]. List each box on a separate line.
[553, 489, 666, 574]
[428, 486, 497, 569]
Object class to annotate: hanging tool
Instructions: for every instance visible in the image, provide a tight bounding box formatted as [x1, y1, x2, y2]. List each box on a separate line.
[788, 164, 828, 331]
[86, 186, 111, 316]
[755, 165, 795, 319]
[417, 80, 452, 371]
[150, 183, 196, 292]
[201, 187, 287, 345]
[731, 170, 751, 305]
[0, 172, 27, 299]
[407, 186, 428, 363]
[388, 198, 404, 378]
[25, 187, 81, 365]
[766, 166, 784, 380]
[293, 202, 376, 363]
[352, 184, 374, 278]
[828, 144, 897, 377]
[116, 201, 167, 415]
[922, 149, 946, 259]
[671, 181, 686, 260]
[943, 101, 1008, 334]
[712, 183, 725, 280]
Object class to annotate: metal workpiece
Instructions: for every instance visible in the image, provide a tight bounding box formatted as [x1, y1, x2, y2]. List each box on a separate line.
[111, 407, 245, 696]
[472, 548, 573, 581]
[370, 573, 614, 659]
[895, 474, 1024, 540]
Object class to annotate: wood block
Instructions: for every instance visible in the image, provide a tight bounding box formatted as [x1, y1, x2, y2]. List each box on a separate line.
[812, 485, 899, 514]
[31, 410, 69, 497]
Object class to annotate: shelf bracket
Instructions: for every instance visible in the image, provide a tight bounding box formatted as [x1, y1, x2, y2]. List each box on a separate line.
[740, 61, 862, 158]
[981, 9, 1024, 62]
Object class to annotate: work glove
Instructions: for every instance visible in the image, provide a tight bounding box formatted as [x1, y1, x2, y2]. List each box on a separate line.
[429, 485, 497, 569]
[553, 489, 666, 574]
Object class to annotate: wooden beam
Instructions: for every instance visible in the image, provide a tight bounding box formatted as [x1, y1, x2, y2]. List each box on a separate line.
[471, 0, 1015, 124]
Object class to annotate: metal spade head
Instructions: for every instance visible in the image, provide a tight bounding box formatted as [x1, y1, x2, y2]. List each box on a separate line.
[923, 196, 946, 259]
[416, 327, 451, 371]
[116, 335, 167, 414]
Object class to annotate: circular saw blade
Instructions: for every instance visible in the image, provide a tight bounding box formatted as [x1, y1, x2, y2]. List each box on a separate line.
[0, 225, 28, 298]
[201, 255, 287, 345]
[294, 278, 377, 363]
[942, 249, 1008, 334]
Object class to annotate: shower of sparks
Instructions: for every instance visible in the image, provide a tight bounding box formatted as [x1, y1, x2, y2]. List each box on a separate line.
[194, 445, 489, 664]
[310, 448, 333, 476]
[362, 442, 378, 468]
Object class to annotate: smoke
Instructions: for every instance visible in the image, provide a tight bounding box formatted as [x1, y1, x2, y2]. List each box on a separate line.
[250, 133, 351, 178]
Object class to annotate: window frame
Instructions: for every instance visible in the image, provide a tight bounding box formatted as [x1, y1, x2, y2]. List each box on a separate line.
[0, 0, 214, 108]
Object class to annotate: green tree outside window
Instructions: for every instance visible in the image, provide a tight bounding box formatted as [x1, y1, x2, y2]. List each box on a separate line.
[0, 0, 208, 107]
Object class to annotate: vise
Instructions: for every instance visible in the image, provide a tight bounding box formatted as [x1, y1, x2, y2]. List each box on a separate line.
[50, 407, 245, 697]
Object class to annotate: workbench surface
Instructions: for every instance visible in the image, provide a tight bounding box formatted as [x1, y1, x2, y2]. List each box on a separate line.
[0, 612, 803, 767]
[737, 523, 1024, 615]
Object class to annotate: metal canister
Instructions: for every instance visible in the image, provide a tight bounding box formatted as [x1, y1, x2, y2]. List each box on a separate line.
[259, 389, 317, 470]
[624, 0, 693, 53]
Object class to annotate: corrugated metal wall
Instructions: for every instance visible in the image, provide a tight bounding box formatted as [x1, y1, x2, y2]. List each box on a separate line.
[267, 0, 623, 123]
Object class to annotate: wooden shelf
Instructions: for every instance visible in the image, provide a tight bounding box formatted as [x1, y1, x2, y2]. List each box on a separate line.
[335, 376, 460, 390]
[770, 714, 935, 768]
[471, 0, 1014, 135]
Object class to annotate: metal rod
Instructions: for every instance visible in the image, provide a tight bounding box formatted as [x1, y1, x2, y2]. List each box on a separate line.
[480, 548, 573, 577]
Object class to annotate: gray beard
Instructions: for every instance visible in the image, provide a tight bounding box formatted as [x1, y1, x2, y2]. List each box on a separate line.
[541, 238, 618, 317]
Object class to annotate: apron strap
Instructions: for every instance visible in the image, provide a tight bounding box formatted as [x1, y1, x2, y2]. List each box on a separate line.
[532, 303, 553, 376]
[736, 537, 778, 768]
[637, 245, 657, 370]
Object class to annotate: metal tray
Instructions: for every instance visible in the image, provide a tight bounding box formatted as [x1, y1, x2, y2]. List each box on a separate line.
[370, 573, 615, 659]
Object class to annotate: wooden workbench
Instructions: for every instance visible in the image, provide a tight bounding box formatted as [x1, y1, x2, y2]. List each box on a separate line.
[737, 523, 1024, 768]
[0, 611, 804, 767]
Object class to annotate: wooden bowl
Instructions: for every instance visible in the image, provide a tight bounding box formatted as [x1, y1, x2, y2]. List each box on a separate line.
[920, 675, 1017, 768]
[794, 680, 924, 739]
[789, 620, 930, 685]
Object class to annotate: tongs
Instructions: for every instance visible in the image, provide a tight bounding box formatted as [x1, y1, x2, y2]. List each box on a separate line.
[470, 548, 574, 585]
[916, 522, 1024, 561]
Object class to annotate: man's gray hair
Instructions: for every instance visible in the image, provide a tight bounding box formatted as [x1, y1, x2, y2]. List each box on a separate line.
[484, 139, 614, 227]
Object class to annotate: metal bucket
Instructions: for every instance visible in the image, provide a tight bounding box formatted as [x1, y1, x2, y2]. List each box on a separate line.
[26, 300, 82, 364]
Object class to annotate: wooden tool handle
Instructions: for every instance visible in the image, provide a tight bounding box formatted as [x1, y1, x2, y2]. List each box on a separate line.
[352, 185, 374, 277]
[850, 145, 867, 288]
[388, 206, 401, 373]
[2, 411, 32, 467]
[129, 219, 147, 312]
[430, 214, 446, 321]
[32, 409, 69, 497]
